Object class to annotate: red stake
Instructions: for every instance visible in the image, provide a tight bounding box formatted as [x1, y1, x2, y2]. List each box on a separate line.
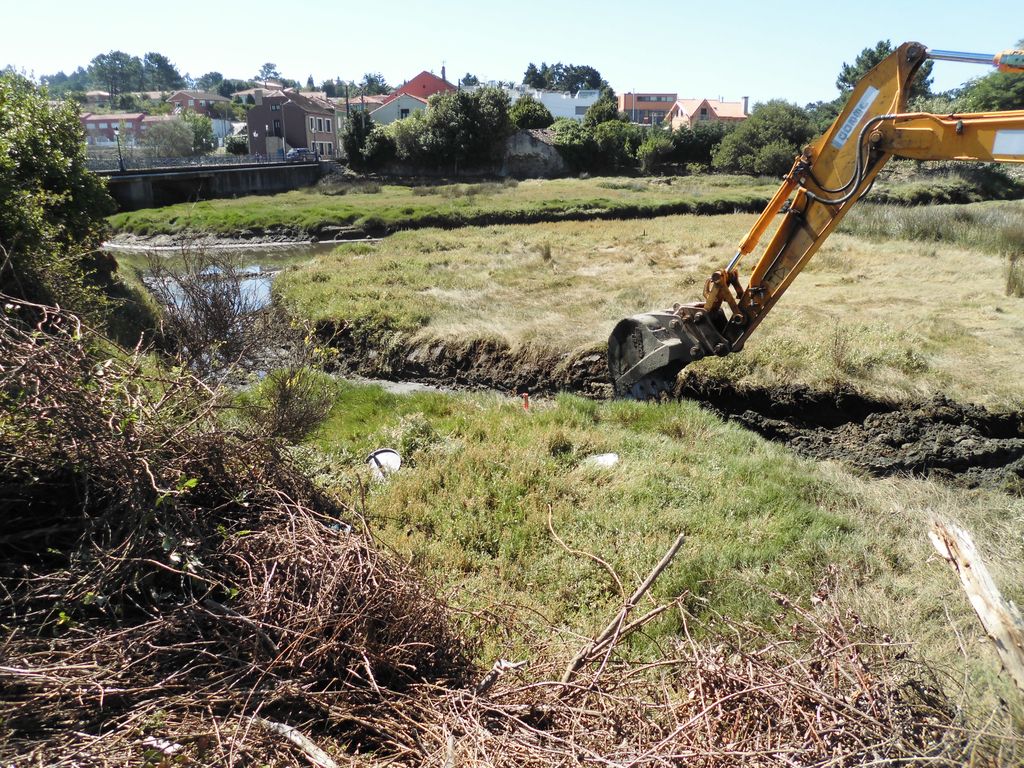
[521, 392, 530, 410]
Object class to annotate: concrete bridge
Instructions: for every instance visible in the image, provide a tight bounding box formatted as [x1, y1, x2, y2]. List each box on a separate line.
[98, 161, 328, 211]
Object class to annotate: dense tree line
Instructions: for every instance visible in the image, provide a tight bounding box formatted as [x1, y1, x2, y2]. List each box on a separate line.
[522, 62, 609, 93]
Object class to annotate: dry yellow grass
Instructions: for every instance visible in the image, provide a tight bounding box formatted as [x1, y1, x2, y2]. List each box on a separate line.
[279, 201, 1024, 408]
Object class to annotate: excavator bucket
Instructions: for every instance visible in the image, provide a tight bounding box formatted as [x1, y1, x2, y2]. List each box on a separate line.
[608, 304, 731, 399]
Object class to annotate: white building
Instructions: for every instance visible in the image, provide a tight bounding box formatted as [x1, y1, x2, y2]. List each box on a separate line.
[467, 84, 601, 122]
[369, 93, 429, 125]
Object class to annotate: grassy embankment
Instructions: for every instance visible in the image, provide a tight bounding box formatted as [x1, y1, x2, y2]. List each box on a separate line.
[278, 199, 1024, 409]
[104, 164, 1024, 239]
[106, 175, 781, 236]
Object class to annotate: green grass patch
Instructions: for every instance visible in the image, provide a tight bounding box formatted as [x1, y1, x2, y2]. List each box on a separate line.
[107, 175, 778, 237]
[297, 382, 1024, 711]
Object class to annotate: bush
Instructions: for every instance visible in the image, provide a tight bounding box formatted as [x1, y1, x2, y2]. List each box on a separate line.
[144, 249, 275, 374]
[242, 366, 337, 441]
[592, 120, 643, 171]
[636, 132, 673, 174]
[551, 118, 596, 171]
[225, 134, 249, 155]
[750, 139, 799, 177]
[362, 125, 397, 168]
[509, 94, 554, 130]
[713, 100, 813, 175]
[668, 121, 732, 167]
[0, 71, 114, 317]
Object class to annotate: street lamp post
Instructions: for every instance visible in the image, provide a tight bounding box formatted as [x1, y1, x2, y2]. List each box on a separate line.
[113, 126, 125, 172]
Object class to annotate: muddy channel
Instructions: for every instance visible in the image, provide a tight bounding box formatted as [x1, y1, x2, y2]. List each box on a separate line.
[319, 323, 1024, 492]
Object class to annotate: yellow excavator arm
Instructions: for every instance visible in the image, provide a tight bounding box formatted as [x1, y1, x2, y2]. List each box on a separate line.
[609, 42, 1024, 399]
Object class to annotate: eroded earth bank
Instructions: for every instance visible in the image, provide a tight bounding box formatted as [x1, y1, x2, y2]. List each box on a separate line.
[320, 323, 1024, 491]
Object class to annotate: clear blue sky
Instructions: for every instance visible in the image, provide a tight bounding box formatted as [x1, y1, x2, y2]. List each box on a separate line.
[5, 0, 1021, 105]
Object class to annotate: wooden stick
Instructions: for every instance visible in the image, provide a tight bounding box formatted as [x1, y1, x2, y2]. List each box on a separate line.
[561, 532, 685, 684]
[255, 717, 339, 768]
[929, 521, 1024, 693]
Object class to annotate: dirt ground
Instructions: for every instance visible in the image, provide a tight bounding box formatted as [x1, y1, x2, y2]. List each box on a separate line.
[680, 376, 1024, 490]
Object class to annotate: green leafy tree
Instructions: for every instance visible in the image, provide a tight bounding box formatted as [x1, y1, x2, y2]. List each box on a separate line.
[195, 71, 224, 92]
[319, 79, 338, 98]
[804, 99, 842, 134]
[509, 94, 554, 130]
[592, 120, 642, 170]
[257, 63, 280, 85]
[960, 40, 1024, 111]
[342, 111, 375, 168]
[181, 111, 215, 154]
[637, 131, 673, 174]
[712, 100, 814, 176]
[836, 40, 933, 102]
[143, 52, 185, 91]
[583, 95, 622, 127]
[41, 67, 90, 96]
[418, 87, 511, 171]
[143, 118, 194, 156]
[89, 50, 142, 100]
[357, 72, 391, 96]
[460, 73, 480, 87]
[521, 62, 607, 92]
[0, 72, 113, 315]
[551, 118, 596, 171]
[523, 63, 545, 89]
[306, 74, 315, 90]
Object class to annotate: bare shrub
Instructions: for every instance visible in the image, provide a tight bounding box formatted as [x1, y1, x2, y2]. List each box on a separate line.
[242, 365, 337, 441]
[145, 247, 277, 374]
[1001, 225, 1024, 298]
[1006, 253, 1024, 297]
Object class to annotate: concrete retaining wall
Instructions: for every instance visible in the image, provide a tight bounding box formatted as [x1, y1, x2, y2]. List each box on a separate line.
[104, 162, 325, 211]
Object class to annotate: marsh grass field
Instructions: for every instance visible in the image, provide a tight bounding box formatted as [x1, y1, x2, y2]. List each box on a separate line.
[269, 191, 1024, 728]
[278, 198, 1024, 408]
[105, 177, 1024, 746]
[107, 175, 781, 236]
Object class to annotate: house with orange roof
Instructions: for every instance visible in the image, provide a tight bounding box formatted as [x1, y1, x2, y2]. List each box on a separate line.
[386, 68, 456, 104]
[666, 97, 749, 130]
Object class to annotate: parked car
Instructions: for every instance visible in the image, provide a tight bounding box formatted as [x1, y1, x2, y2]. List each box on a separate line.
[286, 148, 315, 162]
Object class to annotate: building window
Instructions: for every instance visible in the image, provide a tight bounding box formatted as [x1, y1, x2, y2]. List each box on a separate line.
[327, 142, 333, 156]
[273, 119, 281, 136]
[399, 108, 410, 119]
[271, 104, 280, 112]
[325, 119, 331, 132]
[309, 116, 315, 131]
[188, 99, 194, 106]
[98, 122, 107, 129]
[316, 117, 324, 131]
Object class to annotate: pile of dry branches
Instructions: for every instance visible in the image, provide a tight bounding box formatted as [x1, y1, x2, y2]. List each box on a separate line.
[1, 300, 1017, 766]
[0, 299, 470, 764]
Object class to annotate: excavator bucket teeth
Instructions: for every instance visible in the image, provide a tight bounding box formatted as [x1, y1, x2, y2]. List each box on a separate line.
[626, 372, 679, 402]
[608, 306, 731, 399]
